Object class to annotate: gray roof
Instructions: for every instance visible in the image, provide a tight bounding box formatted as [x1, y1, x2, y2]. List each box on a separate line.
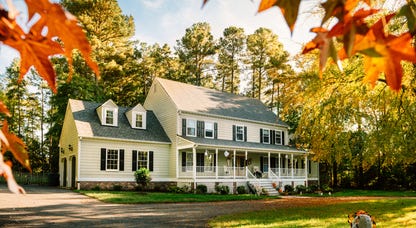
[180, 136, 304, 153]
[69, 99, 170, 143]
[156, 77, 288, 126]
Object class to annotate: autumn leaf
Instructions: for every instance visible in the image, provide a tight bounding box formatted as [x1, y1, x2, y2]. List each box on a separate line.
[25, 0, 100, 81]
[1, 121, 31, 172]
[0, 101, 11, 117]
[321, 0, 371, 25]
[328, 8, 378, 57]
[302, 27, 341, 77]
[257, 0, 301, 33]
[353, 15, 416, 91]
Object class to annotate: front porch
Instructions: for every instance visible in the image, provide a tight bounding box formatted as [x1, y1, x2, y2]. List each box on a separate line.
[176, 146, 319, 187]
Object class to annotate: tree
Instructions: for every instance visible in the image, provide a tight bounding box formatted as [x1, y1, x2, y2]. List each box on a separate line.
[175, 22, 217, 86]
[0, 0, 98, 194]
[216, 26, 246, 93]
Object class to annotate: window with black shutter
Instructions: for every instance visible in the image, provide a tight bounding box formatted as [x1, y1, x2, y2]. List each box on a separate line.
[119, 149, 124, 171]
[100, 148, 106, 170]
[132, 150, 137, 171]
[149, 151, 154, 171]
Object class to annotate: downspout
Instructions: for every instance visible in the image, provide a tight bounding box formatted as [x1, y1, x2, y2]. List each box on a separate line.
[77, 137, 82, 190]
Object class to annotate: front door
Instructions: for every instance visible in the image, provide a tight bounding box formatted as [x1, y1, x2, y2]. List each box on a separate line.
[63, 158, 67, 187]
[71, 156, 76, 188]
[236, 156, 245, 176]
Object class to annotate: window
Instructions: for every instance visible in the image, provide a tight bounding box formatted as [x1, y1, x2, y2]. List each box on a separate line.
[106, 149, 118, 170]
[275, 131, 282, 145]
[105, 109, 114, 125]
[236, 125, 245, 141]
[186, 152, 193, 171]
[205, 122, 214, 138]
[262, 129, 270, 144]
[135, 113, 143, 128]
[186, 119, 196, 137]
[138, 151, 148, 169]
[132, 150, 154, 171]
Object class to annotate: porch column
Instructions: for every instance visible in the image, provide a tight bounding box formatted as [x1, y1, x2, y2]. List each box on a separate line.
[268, 152, 271, 179]
[233, 150, 236, 179]
[305, 155, 308, 187]
[193, 146, 196, 190]
[291, 154, 294, 179]
[245, 150, 248, 178]
[278, 153, 281, 178]
[215, 148, 218, 179]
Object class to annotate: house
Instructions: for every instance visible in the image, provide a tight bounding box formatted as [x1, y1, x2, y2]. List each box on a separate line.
[59, 77, 319, 192]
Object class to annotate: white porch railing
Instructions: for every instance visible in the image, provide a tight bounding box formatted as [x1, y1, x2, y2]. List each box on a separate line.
[179, 166, 311, 179]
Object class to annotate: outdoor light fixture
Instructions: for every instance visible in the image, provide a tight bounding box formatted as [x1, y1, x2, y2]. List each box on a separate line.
[205, 149, 208, 156]
[224, 150, 229, 157]
[68, 144, 73, 151]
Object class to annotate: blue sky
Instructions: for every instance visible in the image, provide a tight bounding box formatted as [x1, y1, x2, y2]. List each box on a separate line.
[0, 0, 323, 74]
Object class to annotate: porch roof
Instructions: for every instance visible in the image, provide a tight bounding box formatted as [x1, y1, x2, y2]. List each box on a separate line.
[179, 136, 305, 154]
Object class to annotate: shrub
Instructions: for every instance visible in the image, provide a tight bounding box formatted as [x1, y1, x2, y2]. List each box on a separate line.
[306, 184, 319, 193]
[196, 184, 207, 194]
[236, 185, 246, 194]
[321, 184, 333, 193]
[284, 184, 294, 193]
[295, 185, 306, 194]
[215, 185, 230, 195]
[167, 185, 191, 193]
[112, 184, 123, 191]
[91, 185, 101, 191]
[134, 168, 151, 190]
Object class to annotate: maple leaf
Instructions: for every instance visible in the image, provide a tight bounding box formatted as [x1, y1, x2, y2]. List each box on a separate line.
[353, 15, 416, 91]
[328, 9, 377, 57]
[1, 121, 31, 172]
[321, 0, 371, 25]
[0, 153, 25, 194]
[25, 0, 100, 81]
[257, 0, 301, 33]
[302, 27, 341, 77]
[0, 101, 11, 117]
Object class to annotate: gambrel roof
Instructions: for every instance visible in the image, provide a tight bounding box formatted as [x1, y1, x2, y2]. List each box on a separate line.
[154, 77, 288, 126]
[68, 99, 170, 143]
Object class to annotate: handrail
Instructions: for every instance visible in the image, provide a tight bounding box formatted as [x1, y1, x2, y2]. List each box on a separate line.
[246, 167, 262, 196]
[268, 168, 280, 188]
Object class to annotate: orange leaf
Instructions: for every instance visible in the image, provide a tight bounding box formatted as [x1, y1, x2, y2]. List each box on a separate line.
[1, 121, 31, 172]
[0, 101, 11, 117]
[258, 0, 300, 33]
[25, 0, 100, 80]
[355, 15, 416, 91]
[302, 27, 340, 77]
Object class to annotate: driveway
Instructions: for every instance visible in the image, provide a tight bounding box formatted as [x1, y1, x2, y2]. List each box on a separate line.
[0, 185, 382, 227]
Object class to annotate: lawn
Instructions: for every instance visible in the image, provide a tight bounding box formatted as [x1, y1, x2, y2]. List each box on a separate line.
[78, 191, 279, 204]
[209, 198, 416, 227]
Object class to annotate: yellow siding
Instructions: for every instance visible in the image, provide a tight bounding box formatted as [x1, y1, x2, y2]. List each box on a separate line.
[79, 138, 170, 181]
[144, 80, 179, 179]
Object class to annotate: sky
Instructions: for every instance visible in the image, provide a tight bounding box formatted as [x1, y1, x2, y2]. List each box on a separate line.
[0, 0, 324, 74]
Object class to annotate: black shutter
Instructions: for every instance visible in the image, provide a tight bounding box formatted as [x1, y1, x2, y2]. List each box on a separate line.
[282, 131, 285, 145]
[100, 148, 106, 170]
[271, 130, 276, 145]
[244, 126, 247, 142]
[182, 152, 186, 172]
[149, 151, 154, 171]
[214, 153, 217, 172]
[132, 150, 137, 171]
[232, 125, 236, 141]
[197, 120, 203, 137]
[119, 149, 124, 171]
[260, 129, 263, 143]
[260, 156, 264, 172]
[182, 118, 187, 136]
[214, 122, 218, 139]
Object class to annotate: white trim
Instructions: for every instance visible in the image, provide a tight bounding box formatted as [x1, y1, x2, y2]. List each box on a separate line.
[204, 121, 214, 139]
[78, 135, 171, 145]
[78, 177, 172, 182]
[262, 128, 270, 144]
[275, 130, 283, 145]
[132, 111, 146, 129]
[186, 119, 197, 137]
[103, 108, 118, 126]
[235, 125, 245, 142]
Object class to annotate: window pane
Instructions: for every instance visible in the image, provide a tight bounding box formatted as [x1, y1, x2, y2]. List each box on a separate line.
[106, 110, 114, 125]
[205, 122, 214, 138]
[187, 119, 196, 136]
[135, 114, 143, 128]
[275, 131, 282, 145]
[236, 126, 244, 141]
[137, 151, 148, 169]
[263, 129, 270, 143]
[106, 149, 118, 170]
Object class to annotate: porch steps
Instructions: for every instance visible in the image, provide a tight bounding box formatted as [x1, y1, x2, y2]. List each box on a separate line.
[248, 179, 279, 196]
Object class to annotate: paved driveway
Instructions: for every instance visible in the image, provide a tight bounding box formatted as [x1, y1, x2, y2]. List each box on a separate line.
[0, 185, 279, 227]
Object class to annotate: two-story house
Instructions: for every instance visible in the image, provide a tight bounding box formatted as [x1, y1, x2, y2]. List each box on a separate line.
[59, 77, 319, 192]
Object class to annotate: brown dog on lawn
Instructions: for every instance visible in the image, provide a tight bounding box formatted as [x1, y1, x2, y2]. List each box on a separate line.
[348, 210, 376, 228]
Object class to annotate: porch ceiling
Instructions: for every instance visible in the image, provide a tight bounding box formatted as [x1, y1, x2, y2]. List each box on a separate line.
[178, 136, 306, 154]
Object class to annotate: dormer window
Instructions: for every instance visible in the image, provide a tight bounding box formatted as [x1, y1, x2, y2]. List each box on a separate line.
[105, 109, 114, 125]
[126, 103, 147, 129]
[97, 99, 119, 127]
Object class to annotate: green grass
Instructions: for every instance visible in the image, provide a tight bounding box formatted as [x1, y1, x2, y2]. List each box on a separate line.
[78, 191, 279, 204]
[209, 199, 416, 227]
